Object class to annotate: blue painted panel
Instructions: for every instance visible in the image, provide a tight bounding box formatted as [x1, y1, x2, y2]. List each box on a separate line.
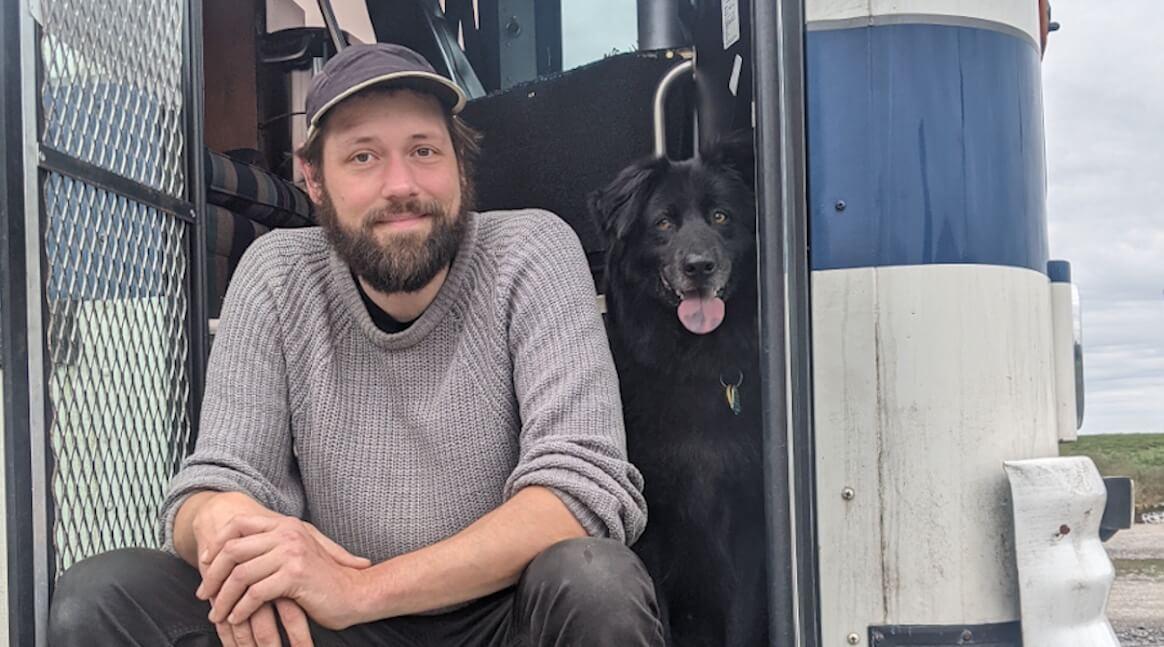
[807, 24, 1049, 273]
[1047, 260, 1071, 283]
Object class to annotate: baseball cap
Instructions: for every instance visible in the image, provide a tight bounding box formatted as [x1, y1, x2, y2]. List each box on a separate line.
[304, 43, 468, 143]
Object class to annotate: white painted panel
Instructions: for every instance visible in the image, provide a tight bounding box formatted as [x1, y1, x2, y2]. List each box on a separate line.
[1005, 457, 1119, 646]
[266, 0, 305, 33]
[813, 265, 1060, 642]
[1050, 283, 1077, 442]
[291, 0, 376, 45]
[807, 0, 1040, 47]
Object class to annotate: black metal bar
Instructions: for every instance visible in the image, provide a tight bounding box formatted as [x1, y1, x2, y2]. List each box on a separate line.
[184, 0, 209, 454]
[752, 0, 819, 645]
[533, 0, 561, 78]
[779, 0, 822, 642]
[637, 0, 686, 50]
[870, 621, 1022, 646]
[420, 1, 487, 99]
[316, 0, 348, 52]
[1, 0, 37, 642]
[38, 147, 196, 224]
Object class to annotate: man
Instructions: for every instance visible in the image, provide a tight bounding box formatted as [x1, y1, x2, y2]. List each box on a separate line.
[49, 43, 662, 646]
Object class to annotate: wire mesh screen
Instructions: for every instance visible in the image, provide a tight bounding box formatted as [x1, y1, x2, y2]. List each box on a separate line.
[40, 0, 186, 198]
[43, 173, 192, 573]
[37, 0, 192, 575]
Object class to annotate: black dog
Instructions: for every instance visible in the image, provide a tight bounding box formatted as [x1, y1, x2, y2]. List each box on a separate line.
[590, 136, 767, 647]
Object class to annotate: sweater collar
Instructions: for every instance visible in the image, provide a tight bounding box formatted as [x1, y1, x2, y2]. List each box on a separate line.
[329, 212, 479, 350]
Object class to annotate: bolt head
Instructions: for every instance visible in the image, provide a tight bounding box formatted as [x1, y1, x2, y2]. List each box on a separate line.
[842, 487, 856, 501]
[848, 633, 861, 645]
[835, 200, 847, 212]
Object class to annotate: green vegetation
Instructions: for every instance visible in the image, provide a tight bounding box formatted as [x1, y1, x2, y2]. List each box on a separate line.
[1112, 559, 1164, 578]
[1061, 433, 1164, 516]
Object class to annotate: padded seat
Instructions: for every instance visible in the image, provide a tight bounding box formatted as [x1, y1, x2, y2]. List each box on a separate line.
[204, 149, 315, 318]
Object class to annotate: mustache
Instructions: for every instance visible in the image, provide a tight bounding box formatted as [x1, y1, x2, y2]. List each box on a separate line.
[363, 198, 446, 228]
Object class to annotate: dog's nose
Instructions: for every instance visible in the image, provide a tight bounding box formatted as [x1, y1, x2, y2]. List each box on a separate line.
[682, 254, 717, 277]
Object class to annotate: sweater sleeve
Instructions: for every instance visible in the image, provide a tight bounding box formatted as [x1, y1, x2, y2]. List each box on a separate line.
[501, 213, 647, 545]
[158, 239, 306, 554]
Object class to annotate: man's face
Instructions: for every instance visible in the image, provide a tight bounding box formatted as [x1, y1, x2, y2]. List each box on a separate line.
[303, 89, 467, 294]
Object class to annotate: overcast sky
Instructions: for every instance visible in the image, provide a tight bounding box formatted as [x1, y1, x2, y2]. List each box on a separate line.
[1043, 1, 1164, 435]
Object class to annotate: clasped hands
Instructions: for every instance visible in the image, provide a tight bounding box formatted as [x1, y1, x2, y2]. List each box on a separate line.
[193, 499, 373, 646]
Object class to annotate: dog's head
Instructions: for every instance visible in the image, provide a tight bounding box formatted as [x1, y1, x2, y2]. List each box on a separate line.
[590, 134, 756, 335]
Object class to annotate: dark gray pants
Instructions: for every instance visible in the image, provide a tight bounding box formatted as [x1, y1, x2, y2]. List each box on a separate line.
[48, 537, 665, 646]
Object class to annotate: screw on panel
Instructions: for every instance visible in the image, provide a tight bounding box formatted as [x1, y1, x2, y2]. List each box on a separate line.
[847, 633, 861, 645]
[505, 17, 522, 36]
[841, 487, 855, 501]
[835, 200, 846, 212]
[960, 629, 974, 642]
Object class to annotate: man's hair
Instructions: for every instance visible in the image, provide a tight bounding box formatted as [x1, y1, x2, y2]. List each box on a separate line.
[296, 80, 483, 207]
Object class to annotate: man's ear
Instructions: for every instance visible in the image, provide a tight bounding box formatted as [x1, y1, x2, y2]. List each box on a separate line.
[588, 159, 664, 242]
[298, 157, 324, 205]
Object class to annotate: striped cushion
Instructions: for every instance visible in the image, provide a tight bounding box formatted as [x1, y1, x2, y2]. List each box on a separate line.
[205, 204, 273, 318]
[206, 150, 315, 229]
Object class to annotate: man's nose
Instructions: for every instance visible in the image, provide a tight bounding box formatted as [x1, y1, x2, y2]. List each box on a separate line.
[380, 156, 419, 200]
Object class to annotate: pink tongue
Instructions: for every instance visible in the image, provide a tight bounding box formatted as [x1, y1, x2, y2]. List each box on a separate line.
[677, 295, 726, 334]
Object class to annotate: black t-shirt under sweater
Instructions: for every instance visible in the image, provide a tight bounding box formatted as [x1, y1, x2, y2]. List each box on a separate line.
[353, 273, 414, 334]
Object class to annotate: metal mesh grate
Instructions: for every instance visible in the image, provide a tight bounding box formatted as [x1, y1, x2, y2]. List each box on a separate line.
[44, 173, 191, 573]
[40, 0, 186, 197]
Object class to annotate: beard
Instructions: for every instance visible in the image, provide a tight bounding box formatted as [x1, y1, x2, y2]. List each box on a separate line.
[317, 191, 469, 294]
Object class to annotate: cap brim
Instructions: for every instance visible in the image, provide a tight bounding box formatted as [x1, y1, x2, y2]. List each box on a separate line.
[305, 70, 468, 142]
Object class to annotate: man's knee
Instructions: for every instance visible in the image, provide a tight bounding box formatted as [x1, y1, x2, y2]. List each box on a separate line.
[49, 548, 189, 641]
[518, 538, 663, 645]
[522, 537, 654, 607]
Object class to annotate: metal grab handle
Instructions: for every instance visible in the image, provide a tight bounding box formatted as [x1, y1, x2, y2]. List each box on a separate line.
[317, 0, 347, 52]
[653, 58, 693, 159]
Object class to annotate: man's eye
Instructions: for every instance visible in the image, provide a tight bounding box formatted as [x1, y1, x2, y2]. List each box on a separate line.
[415, 147, 436, 158]
[655, 217, 673, 231]
[352, 152, 374, 164]
[711, 210, 730, 225]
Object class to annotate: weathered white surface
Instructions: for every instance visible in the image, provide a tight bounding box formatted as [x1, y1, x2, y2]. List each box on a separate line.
[813, 265, 1060, 643]
[807, 0, 1040, 46]
[1005, 457, 1119, 647]
[1050, 282, 1078, 442]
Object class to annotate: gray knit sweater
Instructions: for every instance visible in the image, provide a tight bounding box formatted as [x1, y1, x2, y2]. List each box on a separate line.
[160, 209, 647, 563]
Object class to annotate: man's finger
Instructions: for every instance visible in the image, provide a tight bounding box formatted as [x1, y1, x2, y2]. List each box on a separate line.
[215, 620, 238, 647]
[198, 532, 284, 601]
[227, 574, 286, 625]
[275, 599, 314, 647]
[200, 514, 283, 570]
[230, 617, 258, 647]
[305, 523, 371, 568]
[208, 550, 286, 624]
[250, 604, 282, 647]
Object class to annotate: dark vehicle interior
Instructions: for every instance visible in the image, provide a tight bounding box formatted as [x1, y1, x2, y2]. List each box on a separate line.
[198, 0, 755, 312]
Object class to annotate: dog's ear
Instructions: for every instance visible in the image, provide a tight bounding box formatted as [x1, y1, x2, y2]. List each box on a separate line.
[702, 130, 756, 186]
[588, 160, 663, 242]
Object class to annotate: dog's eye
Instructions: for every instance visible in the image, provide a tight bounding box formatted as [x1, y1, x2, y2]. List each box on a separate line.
[655, 217, 674, 231]
[711, 211, 730, 225]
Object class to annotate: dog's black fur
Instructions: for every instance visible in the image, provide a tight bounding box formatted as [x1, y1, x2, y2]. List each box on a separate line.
[590, 135, 767, 647]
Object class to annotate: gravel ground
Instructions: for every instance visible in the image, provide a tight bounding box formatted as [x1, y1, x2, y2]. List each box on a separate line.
[1105, 524, 1164, 646]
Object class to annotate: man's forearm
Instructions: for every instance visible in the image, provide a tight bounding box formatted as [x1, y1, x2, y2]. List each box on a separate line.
[352, 486, 588, 622]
